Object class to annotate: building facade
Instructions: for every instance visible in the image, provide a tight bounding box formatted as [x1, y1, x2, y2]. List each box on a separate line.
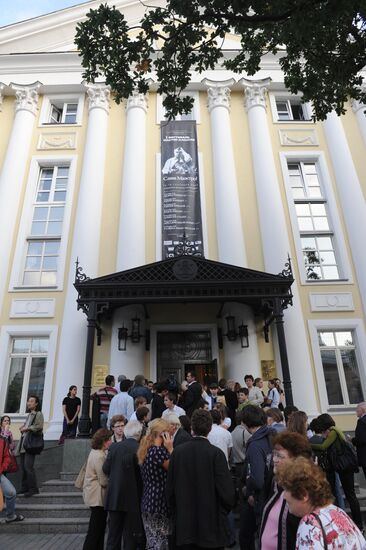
[0, 0, 365, 439]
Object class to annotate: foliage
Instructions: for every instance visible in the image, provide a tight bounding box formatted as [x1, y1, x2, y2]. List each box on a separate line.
[75, 1, 366, 119]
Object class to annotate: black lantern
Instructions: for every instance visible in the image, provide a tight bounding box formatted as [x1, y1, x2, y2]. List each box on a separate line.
[118, 326, 128, 351]
[224, 316, 249, 348]
[131, 317, 141, 343]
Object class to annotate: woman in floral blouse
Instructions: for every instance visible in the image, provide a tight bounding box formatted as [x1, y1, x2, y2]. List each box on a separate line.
[277, 457, 366, 549]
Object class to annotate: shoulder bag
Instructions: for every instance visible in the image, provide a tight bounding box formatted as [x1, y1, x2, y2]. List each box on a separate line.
[328, 431, 359, 474]
[23, 413, 44, 455]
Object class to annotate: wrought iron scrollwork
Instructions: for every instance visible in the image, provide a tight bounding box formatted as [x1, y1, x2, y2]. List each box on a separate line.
[75, 258, 91, 284]
[278, 255, 293, 279]
[173, 233, 202, 257]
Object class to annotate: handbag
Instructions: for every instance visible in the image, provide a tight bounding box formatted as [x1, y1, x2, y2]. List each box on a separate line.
[23, 413, 44, 455]
[74, 461, 87, 489]
[5, 452, 18, 474]
[328, 432, 359, 474]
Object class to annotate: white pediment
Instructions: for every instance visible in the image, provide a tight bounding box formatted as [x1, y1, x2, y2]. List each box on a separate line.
[0, 0, 165, 54]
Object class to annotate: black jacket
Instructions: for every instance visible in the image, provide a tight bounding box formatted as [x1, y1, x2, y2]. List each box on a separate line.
[173, 427, 192, 448]
[151, 393, 166, 420]
[352, 416, 366, 466]
[183, 381, 202, 417]
[166, 437, 236, 548]
[218, 388, 238, 430]
[103, 438, 142, 511]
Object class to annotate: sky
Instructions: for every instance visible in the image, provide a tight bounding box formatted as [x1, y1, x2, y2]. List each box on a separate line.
[0, 0, 92, 27]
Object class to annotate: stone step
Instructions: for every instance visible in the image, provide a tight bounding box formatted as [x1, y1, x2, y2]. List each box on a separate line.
[41, 480, 81, 493]
[15, 504, 89, 518]
[18, 492, 84, 505]
[60, 471, 79, 481]
[0, 517, 89, 534]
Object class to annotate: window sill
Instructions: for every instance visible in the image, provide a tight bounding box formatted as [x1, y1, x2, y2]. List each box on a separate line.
[11, 286, 61, 293]
[326, 407, 358, 415]
[273, 120, 314, 125]
[304, 279, 349, 284]
[39, 123, 82, 128]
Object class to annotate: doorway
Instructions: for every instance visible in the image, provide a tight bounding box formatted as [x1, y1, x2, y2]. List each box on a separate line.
[156, 331, 218, 385]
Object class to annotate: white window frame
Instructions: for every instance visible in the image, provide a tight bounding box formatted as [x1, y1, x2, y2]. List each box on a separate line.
[156, 91, 201, 124]
[39, 93, 85, 126]
[155, 152, 208, 261]
[308, 319, 366, 414]
[280, 151, 352, 285]
[269, 92, 312, 123]
[0, 325, 58, 422]
[9, 155, 77, 291]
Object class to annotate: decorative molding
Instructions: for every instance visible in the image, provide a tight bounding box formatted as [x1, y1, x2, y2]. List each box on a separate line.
[309, 293, 354, 312]
[37, 132, 77, 150]
[240, 77, 271, 111]
[352, 98, 366, 113]
[10, 299, 56, 318]
[201, 78, 235, 112]
[85, 83, 111, 113]
[279, 128, 319, 146]
[0, 82, 5, 111]
[10, 81, 42, 115]
[126, 89, 148, 113]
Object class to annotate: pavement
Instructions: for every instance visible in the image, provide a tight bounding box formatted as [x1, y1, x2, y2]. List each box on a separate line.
[0, 533, 86, 549]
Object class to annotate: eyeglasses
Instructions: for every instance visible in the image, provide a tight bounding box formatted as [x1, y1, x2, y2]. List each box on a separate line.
[273, 451, 289, 460]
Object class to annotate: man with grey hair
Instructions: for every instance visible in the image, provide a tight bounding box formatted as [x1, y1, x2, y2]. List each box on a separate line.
[352, 402, 366, 479]
[164, 413, 192, 448]
[103, 421, 144, 550]
[115, 374, 126, 393]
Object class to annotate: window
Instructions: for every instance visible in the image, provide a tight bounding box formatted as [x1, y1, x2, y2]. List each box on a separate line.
[4, 337, 49, 414]
[156, 92, 200, 123]
[39, 94, 84, 126]
[318, 330, 363, 406]
[288, 161, 340, 280]
[270, 94, 311, 122]
[49, 102, 78, 124]
[23, 166, 69, 286]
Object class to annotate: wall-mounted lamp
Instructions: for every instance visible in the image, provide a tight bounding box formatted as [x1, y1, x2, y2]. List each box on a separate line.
[225, 316, 249, 348]
[118, 318, 149, 351]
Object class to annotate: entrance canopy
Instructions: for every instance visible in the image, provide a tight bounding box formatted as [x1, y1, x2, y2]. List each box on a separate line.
[74, 255, 294, 319]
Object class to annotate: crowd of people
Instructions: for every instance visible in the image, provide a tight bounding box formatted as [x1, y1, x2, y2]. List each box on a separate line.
[1, 372, 366, 550]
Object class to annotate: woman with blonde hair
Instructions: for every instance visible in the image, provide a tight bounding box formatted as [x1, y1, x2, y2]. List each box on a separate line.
[276, 457, 366, 549]
[137, 418, 173, 550]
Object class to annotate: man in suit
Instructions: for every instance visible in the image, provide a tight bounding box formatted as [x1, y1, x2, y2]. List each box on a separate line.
[151, 381, 168, 420]
[164, 413, 192, 448]
[103, 421, 145, 550]
[183, 370, 203, 417]
[352, 402, 366, 479]
[218, 378, 238, 431]
[166, 409, 236, 550]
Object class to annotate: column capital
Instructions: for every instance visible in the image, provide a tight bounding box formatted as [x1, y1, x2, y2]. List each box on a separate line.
[10, 81, 42, 115]
[0, 83, 5, 111]
[85, 83, 111, 114]
[202, 78, 235, 112]
[126, 89, 149, 113]
[240, 77, 271, 112]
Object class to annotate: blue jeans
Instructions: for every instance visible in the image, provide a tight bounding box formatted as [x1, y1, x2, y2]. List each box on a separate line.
[0, 473, 16, 519]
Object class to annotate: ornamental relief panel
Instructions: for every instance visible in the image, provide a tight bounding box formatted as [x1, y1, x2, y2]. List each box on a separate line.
[309, 293, 354, 312]
[37, 132, 77, 150]
[279, 128, 319, 146]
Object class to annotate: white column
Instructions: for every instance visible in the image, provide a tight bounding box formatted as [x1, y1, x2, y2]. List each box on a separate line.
[352, 95, 366, 148]
[323, 111, 366, 316]
[202, 78, 247, 267]
[46, 84, 110, 439]
[116, 90, 148, 271]
[0, 82, 41, 313]
[0, 83, 5, 111]
[111, 91, 148, 383]
[241, 78, 318, 414]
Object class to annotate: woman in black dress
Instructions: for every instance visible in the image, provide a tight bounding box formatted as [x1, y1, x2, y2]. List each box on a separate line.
[60, 385, 81, 443]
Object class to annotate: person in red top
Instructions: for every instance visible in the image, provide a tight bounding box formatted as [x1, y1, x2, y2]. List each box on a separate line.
[0, 436, 24, 523]
[93, 375, 118, 429]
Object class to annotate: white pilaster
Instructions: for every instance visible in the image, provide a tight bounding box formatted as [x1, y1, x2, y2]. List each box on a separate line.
[241, 77, 318, 414]
[116, 90, 148, 271]
[0, 83, 5, 111]
[46, 84, 110, 439]
[0, 82, 41, 313]
[202, 78, 247, 267]
[352, 95, 366, 148]
[323, 111, 366, 316]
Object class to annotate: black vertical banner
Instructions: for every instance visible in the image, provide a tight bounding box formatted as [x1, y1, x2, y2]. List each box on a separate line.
[161, 120, 204, 258]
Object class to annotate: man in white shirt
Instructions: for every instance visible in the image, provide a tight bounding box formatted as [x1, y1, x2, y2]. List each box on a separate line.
[162, 392, 185, 418]
[244, 374, 264, 406]
[108, 379, 134, 427]
[207, 409, 233, 463]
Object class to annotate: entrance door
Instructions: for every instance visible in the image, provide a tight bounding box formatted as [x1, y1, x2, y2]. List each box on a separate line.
[157, 331, 217, 385]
